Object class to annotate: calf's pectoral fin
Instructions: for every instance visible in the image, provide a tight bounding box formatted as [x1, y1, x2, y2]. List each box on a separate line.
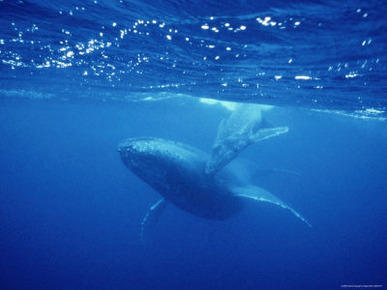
[250, 126, 289, 143]
[232, 185, 312, 228]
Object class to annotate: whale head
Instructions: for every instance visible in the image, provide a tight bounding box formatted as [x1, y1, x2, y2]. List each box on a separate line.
[118, 138, 173, 185]
[205, 137, 245, 175]
[117, 137, 206, 194]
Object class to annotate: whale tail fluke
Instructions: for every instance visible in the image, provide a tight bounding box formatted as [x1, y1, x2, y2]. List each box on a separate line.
[233, 185, 312, 228]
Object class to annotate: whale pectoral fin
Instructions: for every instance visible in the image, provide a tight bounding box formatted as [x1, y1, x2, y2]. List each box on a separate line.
[140, 198, 168, 242]
[250, 126, 289, 143]
[233, 185, 312, 228]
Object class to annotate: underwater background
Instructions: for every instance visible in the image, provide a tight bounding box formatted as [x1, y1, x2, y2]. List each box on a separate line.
[0, 0, 386, 289]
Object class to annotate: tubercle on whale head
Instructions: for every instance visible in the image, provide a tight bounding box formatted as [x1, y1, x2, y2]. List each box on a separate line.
[117, 137, 157, 153]
[117, 137, 177, 189]
[117, 137, 168, 164]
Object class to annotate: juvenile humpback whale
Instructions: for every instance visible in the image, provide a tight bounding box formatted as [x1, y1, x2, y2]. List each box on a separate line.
[206, 104, 289, 175]
[118, 137, 311, 237]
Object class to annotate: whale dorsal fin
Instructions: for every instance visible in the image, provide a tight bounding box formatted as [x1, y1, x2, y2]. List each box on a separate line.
[232, 185, 312, 228]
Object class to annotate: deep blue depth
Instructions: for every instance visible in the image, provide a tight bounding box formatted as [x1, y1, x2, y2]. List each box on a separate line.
[0, 1, 386, 289]
[1, 99, 386, 289]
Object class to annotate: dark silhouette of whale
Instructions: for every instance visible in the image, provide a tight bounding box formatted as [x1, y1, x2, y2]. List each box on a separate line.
[118, 137, 311, 236]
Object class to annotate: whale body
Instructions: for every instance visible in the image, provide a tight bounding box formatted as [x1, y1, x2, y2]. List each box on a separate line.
[118, 137, 311, 231]
[205, 104, 289, 175]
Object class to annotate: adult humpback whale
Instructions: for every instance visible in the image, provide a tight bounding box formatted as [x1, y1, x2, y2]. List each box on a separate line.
[118, 137, 312, 236]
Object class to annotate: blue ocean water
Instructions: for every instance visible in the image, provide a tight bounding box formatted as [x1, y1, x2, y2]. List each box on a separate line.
[0, 1, 386, 289]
